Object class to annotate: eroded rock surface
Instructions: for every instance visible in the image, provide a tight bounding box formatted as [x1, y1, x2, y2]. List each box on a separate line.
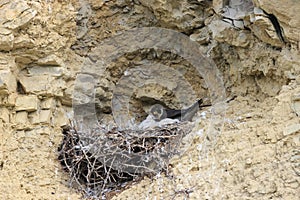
[0, 0, 299, 199]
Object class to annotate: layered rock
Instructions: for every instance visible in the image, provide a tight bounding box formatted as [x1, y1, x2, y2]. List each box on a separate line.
[0, 0, 299, 199]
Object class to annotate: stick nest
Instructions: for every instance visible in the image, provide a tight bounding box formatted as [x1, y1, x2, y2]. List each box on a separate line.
[58, 122, 192, 199]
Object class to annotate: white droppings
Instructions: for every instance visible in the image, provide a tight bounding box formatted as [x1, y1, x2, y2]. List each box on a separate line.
[196, 129, 204, 136]
[200, 111, 206, 118]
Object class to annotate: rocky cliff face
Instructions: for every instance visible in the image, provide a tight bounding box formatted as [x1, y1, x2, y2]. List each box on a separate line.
[0, 0, 299, 199]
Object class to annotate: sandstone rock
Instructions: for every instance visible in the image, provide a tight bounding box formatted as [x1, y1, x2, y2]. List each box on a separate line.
[291, 93, 300, 116]
[0, 107, 10, 123]
[255, 76, 282, 96]
[214, 1, 294, 47]
[18, 75, 50, 93]
[14, 111, 32, 130]
[248, 8, 284, 47]
[139, 0, 207, 32]
[30, 110, 52, 125]
[29, 111, 39, 125]
[15, 95, 38, 111]
[0, 32, 14, 51]
[13, 34, 35, 49]
[189, 27, 210, 44]
[19, 75, 66, 96]
[0, 27, 11, 35]
[15, 111, 28, 124]
[41, 98, 56, 110]
[0, 55, 12, 70]
[53, 107, 69, 127]
[61, 83, 74, 106]
[0, 0, 299, 199]
[212, 0, 224, 13]
[27, 66, 64, 77]
[221, 0, 254, 20]
[89, 0, 106, 9]
[290, 150, 300, 176]
[253, 0, 300, 43]
[6, 93, 17, 106]
[39, 110, 51, 124]
[208, 20, 251, 47]
[72, 74, 95, 105]
[0, 93, 17, 107]
[0, 70, 17, 94]
[0, 1, 37, 30]
[283, 124, 300, 136]
[37, 55, 64, 66]
[76, 0, 92, 39]
[14, 54, 39, 66]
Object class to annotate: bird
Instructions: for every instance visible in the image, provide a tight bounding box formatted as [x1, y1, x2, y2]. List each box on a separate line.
[149, 99, 206, 122]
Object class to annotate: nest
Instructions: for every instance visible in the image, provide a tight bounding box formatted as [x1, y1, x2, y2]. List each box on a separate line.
[58, 122, 192, 199]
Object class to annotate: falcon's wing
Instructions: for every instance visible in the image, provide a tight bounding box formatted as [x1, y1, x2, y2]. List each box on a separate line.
[165, 99, 203, 120]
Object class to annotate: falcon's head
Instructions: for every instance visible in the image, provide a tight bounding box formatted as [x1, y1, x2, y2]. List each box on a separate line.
[149, 104, 167, 121]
